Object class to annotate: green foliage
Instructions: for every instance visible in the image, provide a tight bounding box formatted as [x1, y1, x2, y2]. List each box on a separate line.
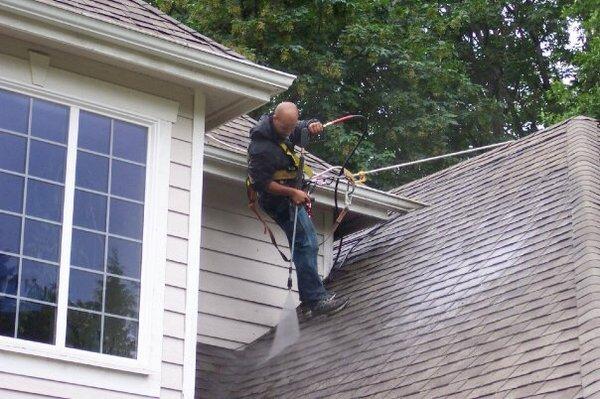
[147, 0, 595, 189]
[542, 0, 600, 123]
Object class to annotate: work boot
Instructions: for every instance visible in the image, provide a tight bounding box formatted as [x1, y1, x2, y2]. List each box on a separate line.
[310, 296, 349, 316]
[299, 292, 339, 318]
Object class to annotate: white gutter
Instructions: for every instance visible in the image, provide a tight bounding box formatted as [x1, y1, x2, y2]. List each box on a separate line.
[203, 145, 427, 219]
[0, 0, 296, 99]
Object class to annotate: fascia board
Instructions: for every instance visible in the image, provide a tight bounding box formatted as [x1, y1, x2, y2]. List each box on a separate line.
[203, 145, 428, 218]
[0, 0, 296, 98]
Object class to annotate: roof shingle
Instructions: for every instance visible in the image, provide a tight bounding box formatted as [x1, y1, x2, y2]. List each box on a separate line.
[37, 0, 246, 60]
[197, 116, 600, 398]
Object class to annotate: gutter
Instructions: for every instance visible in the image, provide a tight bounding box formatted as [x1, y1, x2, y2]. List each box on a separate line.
[0, 0, 296, 99]
[203, 145, 427, 219]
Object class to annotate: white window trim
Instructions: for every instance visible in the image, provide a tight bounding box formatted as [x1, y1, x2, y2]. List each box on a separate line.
[0, 77, 172, 395]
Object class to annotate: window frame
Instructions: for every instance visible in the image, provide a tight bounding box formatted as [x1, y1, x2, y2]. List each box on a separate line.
[0, 80, 169, 375]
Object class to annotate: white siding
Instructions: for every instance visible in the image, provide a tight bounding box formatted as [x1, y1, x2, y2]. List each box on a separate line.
[198, 177, 334, 348]
[0, 35, 199, 399]
[0, 376, 153, 399]
[0, 390, 50, 399]
[161, 115, 195, 398]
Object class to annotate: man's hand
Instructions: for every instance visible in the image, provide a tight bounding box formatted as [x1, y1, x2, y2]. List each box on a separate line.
[290, 189, 310, 205]
[308, 121, 323, 135]
[266, 182, 311, 205]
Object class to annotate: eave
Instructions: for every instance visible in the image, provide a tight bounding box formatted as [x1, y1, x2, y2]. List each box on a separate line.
[203, 145, 428, 232]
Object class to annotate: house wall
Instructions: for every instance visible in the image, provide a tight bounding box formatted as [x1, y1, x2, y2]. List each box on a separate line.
[198, 175, 334, 349]
[0, 34, 200, 399]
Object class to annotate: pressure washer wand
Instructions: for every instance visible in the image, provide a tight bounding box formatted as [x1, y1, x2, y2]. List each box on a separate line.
[287, 128, 310, 290]
[288, 205, 299, 290]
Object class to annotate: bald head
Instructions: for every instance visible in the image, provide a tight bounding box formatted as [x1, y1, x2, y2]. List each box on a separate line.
[272, 102, 299, 139]
[274, 102, 299, 118]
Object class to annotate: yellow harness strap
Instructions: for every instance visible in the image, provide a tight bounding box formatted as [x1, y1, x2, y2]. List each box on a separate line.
[245, 142, 314, 262]
[276, 142, 314, 180]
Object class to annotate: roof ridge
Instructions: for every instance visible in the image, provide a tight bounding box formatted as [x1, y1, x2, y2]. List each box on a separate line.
[564, 116, 600, 398]
[391, 117, 579, 196]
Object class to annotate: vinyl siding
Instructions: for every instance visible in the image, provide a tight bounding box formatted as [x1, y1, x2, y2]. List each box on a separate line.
[0, 376, 153, 399]
[0, 34, 197, 399]
[198, 177, 334, 349]
[162, 115, 194, 397]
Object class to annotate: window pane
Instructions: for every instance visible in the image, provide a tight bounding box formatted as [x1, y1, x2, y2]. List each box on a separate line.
[103, 316, 137, 358]
[69, 113, 147, 359]
[20, 260, 58, 303]
[0, 172, 24, 213]
[0, 132, 27, 173]
[78, 111, 110, 154]
[23, 219, 61, 262]
[0, 213, 21, 254]
[26, 179, 64, 222]
[0, 254, 19, 295]
[105, 277, 139, 318]
[112, 121, 147, 163]
[111, 161, 145, 201]
[71, 229, 105, 271]
[28, 140, 66, 183]
[109, 199, 143, 240]
[0, 89, 29, 134]
[107, 237, 141, 279]
[31, 99, 69, 144]
[0, 296, 16, 337]
[76, 151, 109, 192]
[73, 190, 107, 231]
[66, 309, 101, 352]
[68, 269, 103, 311]
[17, 300, 56, 344]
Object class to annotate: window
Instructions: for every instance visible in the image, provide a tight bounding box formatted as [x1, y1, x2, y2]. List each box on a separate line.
[0, 88, 149, 360]
[0, 90, 68, 345]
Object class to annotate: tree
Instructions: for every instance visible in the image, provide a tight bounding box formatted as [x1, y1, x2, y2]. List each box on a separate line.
[148, 0, 584, 189]
[542, 0, 599, 123]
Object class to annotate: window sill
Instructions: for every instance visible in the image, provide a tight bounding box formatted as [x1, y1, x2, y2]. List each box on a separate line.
[0, 336, 156, 375]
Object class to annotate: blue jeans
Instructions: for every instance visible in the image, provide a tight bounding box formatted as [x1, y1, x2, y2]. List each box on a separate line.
[261, 199, 327, 303]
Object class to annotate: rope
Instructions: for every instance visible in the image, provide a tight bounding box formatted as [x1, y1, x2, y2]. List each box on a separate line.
[354, 140, 515, 177]
[205, 133, 248, 155]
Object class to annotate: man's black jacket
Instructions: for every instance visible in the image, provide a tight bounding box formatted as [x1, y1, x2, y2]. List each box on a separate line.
[247, 114, 314, 207]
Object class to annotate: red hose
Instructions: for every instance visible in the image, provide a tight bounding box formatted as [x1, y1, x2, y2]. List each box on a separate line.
[323, 114, 362, 128]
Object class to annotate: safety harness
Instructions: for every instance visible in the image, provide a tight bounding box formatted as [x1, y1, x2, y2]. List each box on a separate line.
[246, 115, 366, 266]
[246, 141, 314, 262]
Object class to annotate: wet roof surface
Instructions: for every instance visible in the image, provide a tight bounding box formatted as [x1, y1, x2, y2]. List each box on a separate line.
[198, 116, 600, 398]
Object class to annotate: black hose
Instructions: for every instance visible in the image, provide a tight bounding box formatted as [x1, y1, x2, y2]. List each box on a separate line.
[332, 115, 369, 267]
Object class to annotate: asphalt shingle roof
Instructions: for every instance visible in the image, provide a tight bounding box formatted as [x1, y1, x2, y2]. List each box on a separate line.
[197, 116, 600, 398]
[38, 0, 246, 60]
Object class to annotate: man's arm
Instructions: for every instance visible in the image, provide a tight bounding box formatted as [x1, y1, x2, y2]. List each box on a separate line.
[266, 181, 310, 205]
[248, 149, 276, 193]
[289, 119, 324, 146]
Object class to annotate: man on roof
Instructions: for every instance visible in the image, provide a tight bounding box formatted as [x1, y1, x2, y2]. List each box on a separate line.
[247, 102, 348, 316]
